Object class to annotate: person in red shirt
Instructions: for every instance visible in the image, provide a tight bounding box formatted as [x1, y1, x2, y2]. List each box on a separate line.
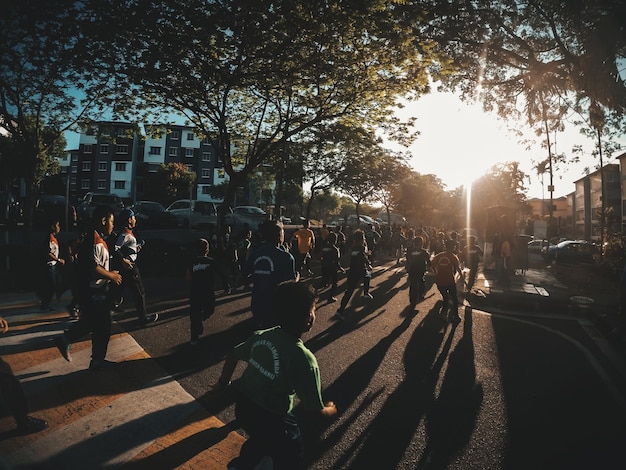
[431, 239, 463, 322]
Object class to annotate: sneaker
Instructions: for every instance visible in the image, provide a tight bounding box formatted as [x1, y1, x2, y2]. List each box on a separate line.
[329, 296, 337, 303]
[54, 335, 72, 362]
[113, 297, 124, 309]
[334, 310, 345, 321]
[16, 416, 48, 435]
[364, 293, 373, 299]
[89, 359, 116, 371]
[66, 304, 79, 318]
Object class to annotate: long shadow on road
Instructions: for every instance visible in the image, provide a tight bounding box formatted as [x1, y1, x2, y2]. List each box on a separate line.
[324, 305, 463, 470]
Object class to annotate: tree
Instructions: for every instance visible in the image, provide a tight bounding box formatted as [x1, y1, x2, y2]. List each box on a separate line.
[426, 0, 626, 197]
[143, 163, 196, 204]
[0, 1, 116, 229]
[395, 171, 448, 226]
[83, 0, 438, 214]
[469, 161, 531, 233]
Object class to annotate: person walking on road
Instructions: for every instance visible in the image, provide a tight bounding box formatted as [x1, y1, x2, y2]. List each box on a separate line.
[431, 239, 463, 322]
[53, 206, 123, 371]
[291, 219, 315, 277]
[113, 209, 157, 326]
[460, 235, 483, 292]
[37, 218, 65, 311]
[213, 281, 337, 470]
[319, 232, 344, 303]
[335, 229, 373, 320]
[405, 234, 431, 306]
[0, 316, 49, 435]
[185, 238, 217, 346]
[244, 220, 298, 328]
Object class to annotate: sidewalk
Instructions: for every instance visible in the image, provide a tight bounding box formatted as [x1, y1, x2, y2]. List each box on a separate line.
[468, 265, 621, 337]
[0, 290, 243, 469]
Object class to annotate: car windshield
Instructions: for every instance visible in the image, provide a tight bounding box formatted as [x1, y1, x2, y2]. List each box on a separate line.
[39, 195, 65, 205]
[195, 202, 215, 214]
[93, 195, 120, 204]
[143, 202, 166, 211]
[237, 206, 264, 215]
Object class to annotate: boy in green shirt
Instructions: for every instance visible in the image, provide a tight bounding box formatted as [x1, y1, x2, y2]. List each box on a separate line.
[214, 281, 337, 469]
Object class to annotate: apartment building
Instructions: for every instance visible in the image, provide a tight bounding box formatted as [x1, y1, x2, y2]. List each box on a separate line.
[69, 122, 227, 204]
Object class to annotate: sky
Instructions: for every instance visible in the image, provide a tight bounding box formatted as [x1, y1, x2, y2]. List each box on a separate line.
[393, 91, 624, 200]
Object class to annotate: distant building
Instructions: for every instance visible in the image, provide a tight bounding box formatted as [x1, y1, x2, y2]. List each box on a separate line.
[573, 163, 620, 240]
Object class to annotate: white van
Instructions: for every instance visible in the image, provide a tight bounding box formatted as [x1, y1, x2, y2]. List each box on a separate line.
[166, 199, 218, 229]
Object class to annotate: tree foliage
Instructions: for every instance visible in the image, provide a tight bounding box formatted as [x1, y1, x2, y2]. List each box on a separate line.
[82, 0, 438, 210]
[0, 0, 115, 227]
[142, 163, 196, 204]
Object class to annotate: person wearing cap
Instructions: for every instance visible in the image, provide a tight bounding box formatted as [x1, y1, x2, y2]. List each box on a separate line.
[113, 208, 157, 326]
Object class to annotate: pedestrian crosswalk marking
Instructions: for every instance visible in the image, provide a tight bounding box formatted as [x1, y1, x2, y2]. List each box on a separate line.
[0, 329, 244, 469]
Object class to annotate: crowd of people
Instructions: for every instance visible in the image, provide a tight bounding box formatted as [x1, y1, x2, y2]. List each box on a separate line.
[14, 213, 491, 468]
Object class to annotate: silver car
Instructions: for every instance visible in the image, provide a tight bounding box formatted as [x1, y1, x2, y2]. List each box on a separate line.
[224, 206, 269, 233]
[166, 199, 218, 229]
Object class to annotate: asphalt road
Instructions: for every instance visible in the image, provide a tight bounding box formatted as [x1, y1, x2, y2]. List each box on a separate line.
[117, 256, 626, 470]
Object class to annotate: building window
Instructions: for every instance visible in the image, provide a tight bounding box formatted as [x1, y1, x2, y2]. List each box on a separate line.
[171, 130, 179, 140]
[217, 168, 225, 179]
[201, 169, 210, 178]
[84, 144, 93, 154]
[186, 132, 194, 141]
[71, 166, 77, 174]
[82, 161, 91, 171]
[116, 128, 126, 137]
[116, 145, 128, 154]
[115, 162, 126, 171]
[100, 144, 109, 154]
[97, 180, 107, 190]
[169, 147, 178, 156]
[98, 161, 107, 171]
[185, 148, 194, 158]
[114, 180, 126, 190]
[201, 186, 211, 194]
[81, 179, 90, 189]
[71, 153, 78, 162]
[186, 165, 194, 173]
[202, 137, 211, 146]
[100, 128, 112, 137]
[70, 176, 76, 186]
[202, 152, 211, 162]
[149, 146, 161, 155]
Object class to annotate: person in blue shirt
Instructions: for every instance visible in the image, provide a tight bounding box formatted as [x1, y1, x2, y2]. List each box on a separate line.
[243, 220, 298, 328]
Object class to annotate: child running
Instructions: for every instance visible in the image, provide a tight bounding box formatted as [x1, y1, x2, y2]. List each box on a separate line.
[319, 232, 344, 303]
[185, 238, 217, 346]
[335, 229, 373, 320]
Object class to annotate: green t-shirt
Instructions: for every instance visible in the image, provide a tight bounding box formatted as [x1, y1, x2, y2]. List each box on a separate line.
[234, 327, 325, 416]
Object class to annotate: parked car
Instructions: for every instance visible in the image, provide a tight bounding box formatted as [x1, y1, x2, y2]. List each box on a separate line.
[527, 239, 548, 255]
[33, 194, 76, 230]
[127, 201, 180, 229]
[542, 240, 594, 264]
[224, 205, 269, 233]
[278, 215, 292, 225]
[77, 192, 125, 221]
[166, 199, 218, 228]
[0, 190, 22, 226]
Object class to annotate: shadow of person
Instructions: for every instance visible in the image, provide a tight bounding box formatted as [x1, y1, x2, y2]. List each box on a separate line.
[417, 307, 483, 469]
